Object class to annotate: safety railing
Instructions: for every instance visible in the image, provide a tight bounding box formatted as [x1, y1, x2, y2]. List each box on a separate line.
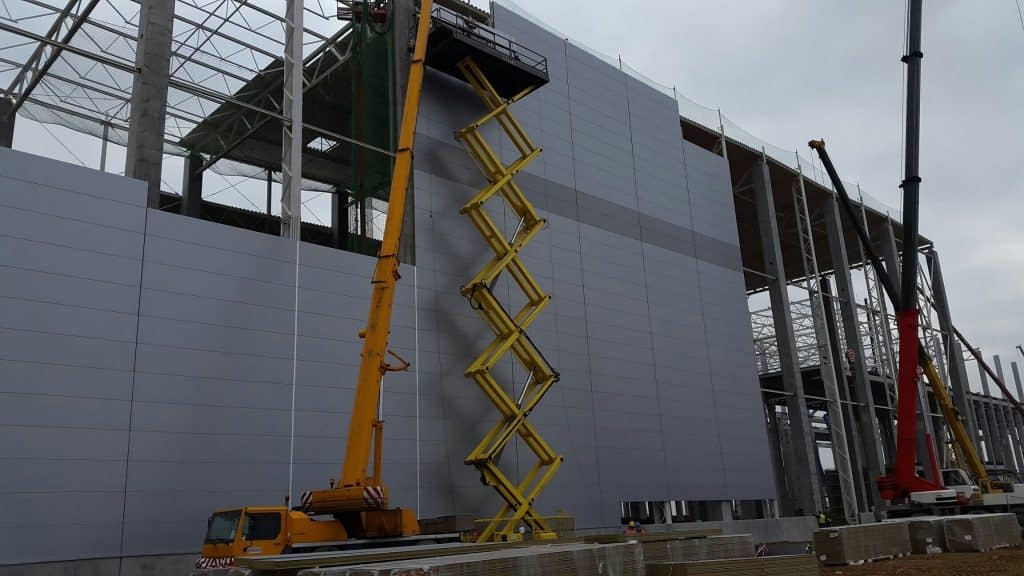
[431, 4, 547, 74]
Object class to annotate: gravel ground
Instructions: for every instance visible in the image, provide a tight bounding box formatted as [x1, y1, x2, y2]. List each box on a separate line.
[820, 548, 1024, 575]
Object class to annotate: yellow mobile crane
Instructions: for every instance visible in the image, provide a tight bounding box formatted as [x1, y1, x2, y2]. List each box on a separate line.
[195, 0, 434, 569]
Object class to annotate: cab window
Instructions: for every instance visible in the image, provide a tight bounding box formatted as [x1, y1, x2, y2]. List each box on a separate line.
[205, 510, 242, 544]
[942, 469, 968, 486]
[242, 512, 282, 541]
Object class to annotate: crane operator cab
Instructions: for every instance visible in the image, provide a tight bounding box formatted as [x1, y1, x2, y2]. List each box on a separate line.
[941, 468, 982, 504]
[195, 506, 350, 572]
[197, 507, 287, 570]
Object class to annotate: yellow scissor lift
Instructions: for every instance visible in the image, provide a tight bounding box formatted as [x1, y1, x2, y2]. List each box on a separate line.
[424, 5, 559, 543]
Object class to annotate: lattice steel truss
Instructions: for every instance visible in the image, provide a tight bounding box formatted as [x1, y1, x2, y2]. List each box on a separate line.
[0, 0, 368, 183]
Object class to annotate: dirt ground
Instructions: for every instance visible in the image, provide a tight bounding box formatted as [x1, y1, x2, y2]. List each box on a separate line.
[819, 548, 1024, 575]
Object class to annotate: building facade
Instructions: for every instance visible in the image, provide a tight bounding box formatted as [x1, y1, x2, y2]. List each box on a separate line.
[0, 3, 775, 565]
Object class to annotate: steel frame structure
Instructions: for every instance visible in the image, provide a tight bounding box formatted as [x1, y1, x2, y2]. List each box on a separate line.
[791, 165, 858, 526]
[0, 0, 383, 188]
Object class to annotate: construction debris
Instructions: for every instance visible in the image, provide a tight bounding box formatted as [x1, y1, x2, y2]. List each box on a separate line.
[645, 554, 818, 576]
[813, 522, 911, 565]
[944, 513, 1022, 552]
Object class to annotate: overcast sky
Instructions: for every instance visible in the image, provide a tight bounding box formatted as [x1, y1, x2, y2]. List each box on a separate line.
[468, 0, 1023, 391]
[9, 1, 1023, 391]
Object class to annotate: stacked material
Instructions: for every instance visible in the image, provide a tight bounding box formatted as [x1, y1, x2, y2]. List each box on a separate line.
[641, 534, 754, 564]
[297, 542, 643, 576]
[583, 528, 723, 544]
[944, 513, 1022, 552]
[813, 522, 911, 565]
[905, 517, 946, 554]
[645, 554, 818, 576]
[418, 515, 475, 535]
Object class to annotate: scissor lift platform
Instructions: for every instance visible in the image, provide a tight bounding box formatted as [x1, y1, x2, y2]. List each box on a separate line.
[425, 5, 548, 100]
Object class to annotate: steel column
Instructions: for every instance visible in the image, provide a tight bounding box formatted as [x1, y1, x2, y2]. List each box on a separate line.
[995, 356, 1024, 473]
[279, 0, 304, 239]
[971, 399, 988, 462]
[822, 278, 868, 513]
[125, 0, 175, 208]
[1005, 404, 1024, 474]
[1012, 363, 1024, 472]
[0, 98, 13, 148]
[928, 251, 978, 449]
[1014, 362, 1024, 402]
[823, 195, 884, 515]
[976, 398, 996, 463]
[880, 220, 901, 286]
[751, 158, 822, 516]
[791, 170, 857, 524]
[180, 153, 203, 218]
[765, 403, 794, 515]
[332, 188, 349, 250]
[979, 367, 1005, 466]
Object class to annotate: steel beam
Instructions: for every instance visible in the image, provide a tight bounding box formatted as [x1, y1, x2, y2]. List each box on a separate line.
[823, 195, 884, 516]
[3, 0, 101, 119]
[125, 0, 175, 207]
[750, 157, 822, 515]
[280, 0, 304, 239]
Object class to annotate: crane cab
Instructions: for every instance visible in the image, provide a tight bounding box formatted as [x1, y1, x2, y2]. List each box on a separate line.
[941, 468, 982, 504]
[197, 506, 288, 569]
[195, 506, 350, 572]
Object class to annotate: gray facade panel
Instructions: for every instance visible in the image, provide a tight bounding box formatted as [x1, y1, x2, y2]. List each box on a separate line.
[0, 148, 143, 564]
[1, 4, 773, 563]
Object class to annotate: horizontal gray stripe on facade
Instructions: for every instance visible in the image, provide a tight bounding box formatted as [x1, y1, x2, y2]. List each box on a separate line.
[415, 133, 742, 272]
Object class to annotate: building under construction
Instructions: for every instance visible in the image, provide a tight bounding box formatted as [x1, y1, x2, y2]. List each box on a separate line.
[1, 0, 1022, 571]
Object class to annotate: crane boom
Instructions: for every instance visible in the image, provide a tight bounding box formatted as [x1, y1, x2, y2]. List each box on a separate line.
[304, 0, 433, 520]
[809, 139, 993, 496]
[340, 0, 432, 491]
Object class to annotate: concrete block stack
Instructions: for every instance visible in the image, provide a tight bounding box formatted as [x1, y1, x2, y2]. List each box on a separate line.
[641, 534, 754, 564]
[944, 513, 1022, 552]
[645, 555, 819, 576]
[813, 522, 911, 565]
[297, 542, 644, 576]
[905, 517, 946, 554]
